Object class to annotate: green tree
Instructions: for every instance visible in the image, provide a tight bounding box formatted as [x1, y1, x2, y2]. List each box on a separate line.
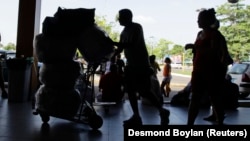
[3, 43, 16, 50]
[170, 44, 183, 56]
[146, 36, 156, 55]
[216, 0, 250, 61]
[95, 15, 120, 42]
[153, 38, 173, 62]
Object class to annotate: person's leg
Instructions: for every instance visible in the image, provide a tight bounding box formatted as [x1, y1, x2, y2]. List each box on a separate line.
[0, 65, 7, 98]
[123, 68, 142, 125]
[123, 92, 142, 125]
[187, 72, 203, 125]
[209, 89, 225, 125]
[203, 93, 217, 121]
[139, 75, 170, 125]
[160, 78, 167, 97]
[207, 71, 226, 125]
[187, 91, 202, 125]
[127, 90, 140, 116]
[203, 70, 226, 124]
[165, 82, 171, 97]
[142, 90, 170, 125]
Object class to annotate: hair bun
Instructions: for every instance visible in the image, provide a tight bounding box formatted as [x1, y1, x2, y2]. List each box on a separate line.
[208, 8, 216, 15]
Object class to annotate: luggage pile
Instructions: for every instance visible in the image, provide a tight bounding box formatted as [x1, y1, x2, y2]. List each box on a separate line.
[34, 7, 115, 117]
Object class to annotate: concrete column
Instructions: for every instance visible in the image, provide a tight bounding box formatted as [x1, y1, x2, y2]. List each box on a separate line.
[15, 0, 41, 101]
[16, 0, 36, 57]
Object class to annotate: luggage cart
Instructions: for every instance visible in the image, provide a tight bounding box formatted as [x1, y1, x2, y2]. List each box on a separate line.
[77, 62, 116, 113]
[33, 62, 103, 130]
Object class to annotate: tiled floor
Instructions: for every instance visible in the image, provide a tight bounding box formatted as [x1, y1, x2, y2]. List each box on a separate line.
[0, 90, 250, 141]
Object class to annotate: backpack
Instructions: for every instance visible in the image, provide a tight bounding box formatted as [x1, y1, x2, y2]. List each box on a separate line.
[170, 82, 191, 106]
[223, 80, 239, 110]
[216, 30, 234, 66]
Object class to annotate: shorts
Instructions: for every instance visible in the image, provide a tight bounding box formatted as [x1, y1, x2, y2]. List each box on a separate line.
[162, 75, 172, 84]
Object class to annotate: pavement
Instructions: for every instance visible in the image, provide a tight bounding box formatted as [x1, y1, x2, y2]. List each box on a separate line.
[169, 73, 191, 87]
[93, 72, 190, 105]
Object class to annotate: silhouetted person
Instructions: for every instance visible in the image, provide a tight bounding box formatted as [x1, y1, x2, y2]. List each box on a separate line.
[0, 33, 8, 98]
[115, 54, 125, 76]
[112, 9, 170, 126]
[160, 57, 172, 97]
[203, 19, 233, 122]
[149, 55, 161, 77]
[185, 8, 229, 125]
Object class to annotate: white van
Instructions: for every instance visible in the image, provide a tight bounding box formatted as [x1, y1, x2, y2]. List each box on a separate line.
[171, 62, 182, 69]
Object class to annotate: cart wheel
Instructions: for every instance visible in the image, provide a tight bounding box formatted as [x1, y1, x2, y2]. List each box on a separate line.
[40, 113, 50, 123]
[88, 114, 103, 130]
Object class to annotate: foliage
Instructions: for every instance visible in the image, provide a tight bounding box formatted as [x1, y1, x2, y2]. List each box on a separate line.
[4, 1, 250, 63]
[3, 43, 15, 51]
[148, 0, 250, 63]
[95, 15, 120, 42]
[216, 0, 250, 61]
[145, 0, 250, 63]
[153, 38, 173, 61]
[170, 44, 183, 55]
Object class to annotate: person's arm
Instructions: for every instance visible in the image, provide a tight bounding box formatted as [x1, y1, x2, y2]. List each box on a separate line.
[113, 42, 124, 54]
[156, 62, 161, 71]
[185, 31, 202, 50]
[111, 42, 124, 62]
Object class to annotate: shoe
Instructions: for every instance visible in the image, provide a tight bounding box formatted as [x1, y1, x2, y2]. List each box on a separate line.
[1, 91, 8, 99]
[160, 109, 170, 125]
[203, 115, 216, 121]
[217, 115, 226, 125]
[203, 114, 226, 122]
[123, 115, 142, 126]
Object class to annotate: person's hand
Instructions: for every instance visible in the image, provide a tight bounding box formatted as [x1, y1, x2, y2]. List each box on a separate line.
[185, 43, 194, 50]
[113, 42, 126, 49]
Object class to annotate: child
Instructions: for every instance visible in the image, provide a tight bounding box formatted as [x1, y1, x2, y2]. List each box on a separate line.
[161, 57, 172, 97]
[99, 64, 124, 103]
[149, 55, 161, 77]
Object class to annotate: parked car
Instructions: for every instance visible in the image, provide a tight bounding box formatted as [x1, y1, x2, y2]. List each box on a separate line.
[171, 62, 183, 69]
[227, 62, 250, 98]
[0, 50, 42, 82]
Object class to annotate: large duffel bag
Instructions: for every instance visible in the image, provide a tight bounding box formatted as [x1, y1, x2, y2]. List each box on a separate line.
[42, 7, 95, 36]
[77, 24, 115, 63]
